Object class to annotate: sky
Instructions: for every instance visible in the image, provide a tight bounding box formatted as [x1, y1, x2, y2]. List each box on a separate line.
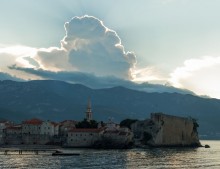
[0, 0, 220, 98]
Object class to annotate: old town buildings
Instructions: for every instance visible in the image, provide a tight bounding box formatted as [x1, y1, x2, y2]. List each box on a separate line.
[0, 99, 133, 147]
[0, 100, 200, 148]
[67, 128, 103, 147]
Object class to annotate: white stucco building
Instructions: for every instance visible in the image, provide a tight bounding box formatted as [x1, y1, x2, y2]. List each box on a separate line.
[0, 120, 12, 144]
[40, 121, 59, 136]
[22, 118, 43, 135]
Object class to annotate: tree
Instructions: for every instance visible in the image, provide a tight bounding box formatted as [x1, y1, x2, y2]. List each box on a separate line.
[192, 118, 199, 133]
[142, 132, 152, 145]
[75, 119, 98, 128]
[120, 119, 137, 129]
[188, 117, 199, 133]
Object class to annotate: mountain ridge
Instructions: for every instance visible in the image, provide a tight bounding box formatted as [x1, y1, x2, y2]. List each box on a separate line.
[0, 80, 219, 137]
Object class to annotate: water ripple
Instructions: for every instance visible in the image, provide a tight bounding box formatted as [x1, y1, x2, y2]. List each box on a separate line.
[0, 140, 219, 169]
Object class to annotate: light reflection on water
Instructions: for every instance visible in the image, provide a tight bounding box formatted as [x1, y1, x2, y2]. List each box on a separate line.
[0, 140, 219, 169]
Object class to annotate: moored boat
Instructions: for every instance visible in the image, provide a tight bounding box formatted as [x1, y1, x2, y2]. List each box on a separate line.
[52, 150, 80, 156]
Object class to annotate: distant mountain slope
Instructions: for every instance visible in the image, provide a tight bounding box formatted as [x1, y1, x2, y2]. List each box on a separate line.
[0, 80, 219, 136]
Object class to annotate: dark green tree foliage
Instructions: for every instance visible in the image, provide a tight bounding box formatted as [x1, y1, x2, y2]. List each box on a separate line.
[188, 116, 199, 133]
[76, 119, 98, 128]
[192, 118, 199, 133]
[100, 121, 105, 127]
[120, 119, 137, 129]
[142, 132, 152, 145]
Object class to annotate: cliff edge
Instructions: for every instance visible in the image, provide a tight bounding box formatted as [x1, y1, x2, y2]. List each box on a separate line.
[131, 113, 201, 147]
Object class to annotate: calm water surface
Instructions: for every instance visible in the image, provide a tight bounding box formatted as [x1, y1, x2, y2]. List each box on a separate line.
[0, 140, 219, 169]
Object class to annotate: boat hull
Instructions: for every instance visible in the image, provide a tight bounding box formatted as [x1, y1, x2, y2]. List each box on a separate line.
[52, 153, 80, 156]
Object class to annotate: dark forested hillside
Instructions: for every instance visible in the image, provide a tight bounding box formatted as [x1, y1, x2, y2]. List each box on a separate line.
[0, 80, 219, 137]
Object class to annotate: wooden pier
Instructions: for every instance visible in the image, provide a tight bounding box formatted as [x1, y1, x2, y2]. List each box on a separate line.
[0, 148, 58, 155]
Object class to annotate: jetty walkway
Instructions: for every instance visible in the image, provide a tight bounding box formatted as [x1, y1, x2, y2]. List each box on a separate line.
[0, 145, 60, 155]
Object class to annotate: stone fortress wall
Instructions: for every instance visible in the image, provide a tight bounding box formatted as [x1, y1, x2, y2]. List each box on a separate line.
[132, 113, 201, 147]
[151, 113, 200, 146]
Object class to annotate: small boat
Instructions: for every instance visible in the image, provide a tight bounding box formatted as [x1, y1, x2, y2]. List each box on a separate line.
[52, 150, 80, 156]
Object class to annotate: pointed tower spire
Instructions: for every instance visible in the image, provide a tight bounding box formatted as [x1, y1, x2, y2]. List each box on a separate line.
[87, 97, 91, 110]
[85, 97, 92, 122]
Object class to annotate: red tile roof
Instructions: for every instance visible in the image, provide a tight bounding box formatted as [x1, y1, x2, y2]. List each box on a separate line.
[23, 118, 43, 125]
[69, 128, 103, 133]
[51, 122, 59, 127]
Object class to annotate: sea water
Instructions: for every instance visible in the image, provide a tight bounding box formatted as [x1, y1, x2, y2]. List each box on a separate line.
[0, 140, 219, 169]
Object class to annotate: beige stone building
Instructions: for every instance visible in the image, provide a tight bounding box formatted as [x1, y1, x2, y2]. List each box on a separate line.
[59, 120, 77, 137]
[103, 119, 133, 147]
[67, 128, 103, 147]
[102, 128, 133, 146]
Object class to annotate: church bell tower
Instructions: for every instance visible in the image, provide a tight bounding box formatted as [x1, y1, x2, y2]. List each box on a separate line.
[86, 97, 92, 122]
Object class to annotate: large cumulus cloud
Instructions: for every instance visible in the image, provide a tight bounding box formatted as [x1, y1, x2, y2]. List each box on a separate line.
[0, 15, 197, 96]
[34, 15, 136, 79]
